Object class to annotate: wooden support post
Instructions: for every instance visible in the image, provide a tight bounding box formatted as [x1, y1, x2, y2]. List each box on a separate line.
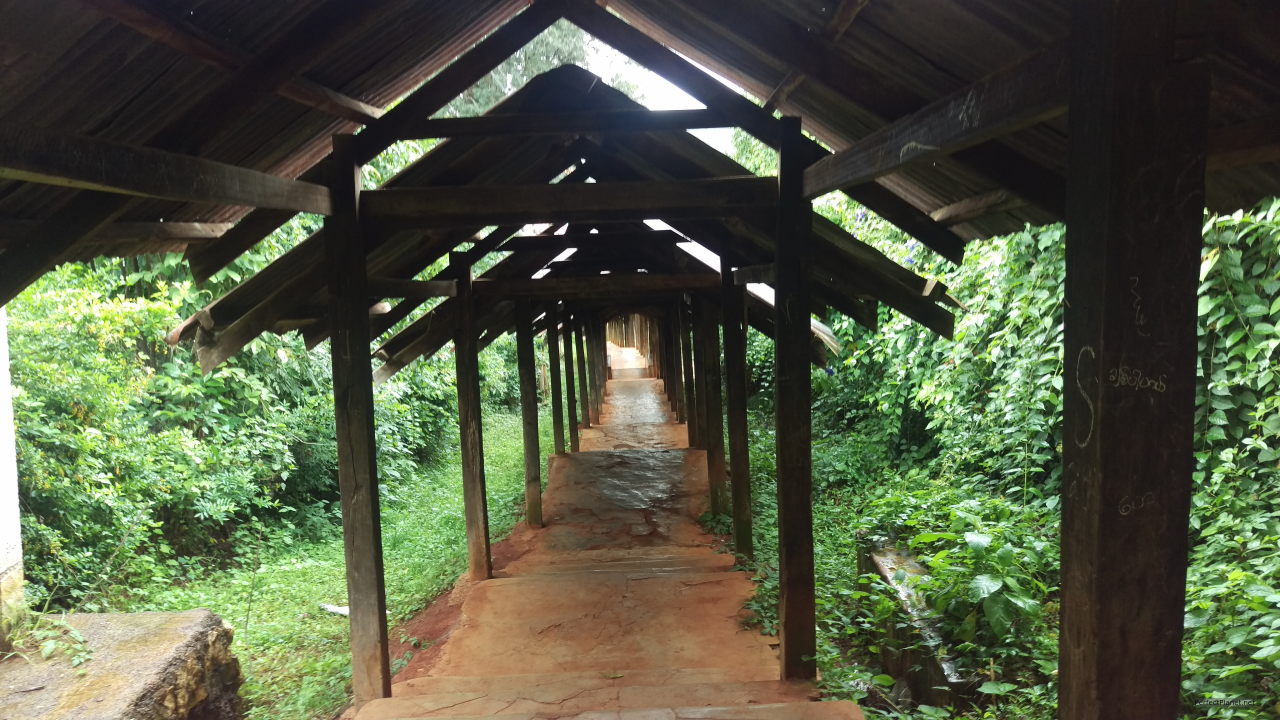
[452, 253, 492, 580]
[547, 304, 567, 455]
[590, 319, 606, 423]
[515, 303, 543, 528]
[1059, 2, 1209, 717]
[575, 318, 592, 430]
[324, 135, 390, 704]
[696, 296, 729, 516]
[563, 311, 581, 453]
[722, 270, 754, 558]
[679, 300, 699, 446]
[691, 303, 712, 452]
[774, 117, 816, 680]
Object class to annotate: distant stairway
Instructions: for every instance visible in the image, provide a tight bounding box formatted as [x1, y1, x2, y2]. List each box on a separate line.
[355, 370, 862, 720]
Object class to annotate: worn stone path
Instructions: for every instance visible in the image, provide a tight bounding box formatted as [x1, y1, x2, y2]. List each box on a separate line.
[356, 346, 862, 720]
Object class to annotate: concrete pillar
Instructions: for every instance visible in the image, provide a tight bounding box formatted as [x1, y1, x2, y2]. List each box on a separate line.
[0, 309, 24, 648]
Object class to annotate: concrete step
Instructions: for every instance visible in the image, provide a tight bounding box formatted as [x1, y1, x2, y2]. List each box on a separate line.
[500, 553, 734, 578]
[392, 669, 783, 697]
[357, 700, 863, 720]
[360, 678, 817, 718]
[425, 571, 776, 677]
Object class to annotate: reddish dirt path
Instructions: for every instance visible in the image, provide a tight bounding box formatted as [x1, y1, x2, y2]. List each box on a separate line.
[357, 348, 862, 720]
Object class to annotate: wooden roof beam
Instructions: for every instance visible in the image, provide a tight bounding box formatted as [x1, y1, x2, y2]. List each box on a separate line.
[78, 0, 384, 125]
[562, 0, 969, 264]
[929, 190, 1025, 226]
[474, 273, 720, 299]
[1207, 109, 1280, 171]
[360, 178, 777, 226]
[0, 124, 331, 215]
[398, 108, 732, 140]
[802, 43, 1069, 198]
[0, 221, 232, 248]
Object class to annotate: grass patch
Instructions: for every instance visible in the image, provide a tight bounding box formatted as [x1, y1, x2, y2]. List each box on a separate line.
[130, 407, 555, 720]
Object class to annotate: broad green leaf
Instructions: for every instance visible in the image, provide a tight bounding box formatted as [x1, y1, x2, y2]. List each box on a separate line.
[970, 574, 1003, 601]
[977, 681, 1017, 695]
[965, 532, 992, 551]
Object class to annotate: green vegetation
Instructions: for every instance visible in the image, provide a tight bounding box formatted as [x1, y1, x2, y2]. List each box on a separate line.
[735, 187, 1280, 718]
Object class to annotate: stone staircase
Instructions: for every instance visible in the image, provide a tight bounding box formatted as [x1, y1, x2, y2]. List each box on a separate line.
[354, 372, 862, 720]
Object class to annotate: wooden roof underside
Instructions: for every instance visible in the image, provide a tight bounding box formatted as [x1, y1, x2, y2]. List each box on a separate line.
[1, 0, 1277, 370]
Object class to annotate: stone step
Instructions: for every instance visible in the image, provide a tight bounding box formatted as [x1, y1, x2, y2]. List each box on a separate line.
[360, 678, 817, 719]
[424, 571, 777, 677]
[392, 668, 783, 697]
[357, 700, 863, 720]
[501, 553, 734, 578]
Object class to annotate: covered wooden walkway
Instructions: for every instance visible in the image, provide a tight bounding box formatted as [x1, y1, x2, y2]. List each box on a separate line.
[356, 349, 861, 720]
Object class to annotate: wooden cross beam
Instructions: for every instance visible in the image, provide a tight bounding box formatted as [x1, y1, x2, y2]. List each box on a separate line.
[472, 272, 721, 299]
[398, 108, 732, 139]
[360, 178, 777, 226]
[365, 278, 458, 300]
[0, 221, 233, 248]
[802, 43, 1069, 198]
[929, 190, 1024, 226]
[0, 124, 331, 215]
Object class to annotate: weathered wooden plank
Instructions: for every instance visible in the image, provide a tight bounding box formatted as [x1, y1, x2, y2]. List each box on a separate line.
[1059, 2, 1209, 718]
[366, 277, 457, 299]
[0, 124, 331, 214]
[515, 303, 543, 528]
[324, 136, 391, 705]
[400, 108, 732, 139]
[78, 0, 384, 124]
[361, 178, 776, 226]
[472, 273, 719, 298]
[695, 296, 728, 515]
[928, 190, 1024, 226]
[547, 303, 567, 455]
[774, 117, 817, 681]
[452, 255, 493, 580]
[824, 0, 873, 40]
[722, 271, 753, 558]
[802, 43, 1069, 198]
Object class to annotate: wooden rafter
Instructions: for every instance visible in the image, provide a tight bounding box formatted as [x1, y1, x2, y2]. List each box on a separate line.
[360, 178, 777, 225]
[823, 0, 873, 41]
[0, 221, 232, 247]
[0, 124, 331, 215]
[77, 0, 384, 124]
[802, 43, 1069, 198]
[473, 273, 720, 298]
[929, 190, 1024, 226]
[499, 229, 680, 252]
[398, 108, 731, 139]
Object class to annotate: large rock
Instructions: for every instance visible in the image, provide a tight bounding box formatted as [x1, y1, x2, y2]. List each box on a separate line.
[0, 609, 242, 719]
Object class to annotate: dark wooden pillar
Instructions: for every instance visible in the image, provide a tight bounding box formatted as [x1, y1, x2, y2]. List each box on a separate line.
[1060, 2, 1209, 717]
[452, 253, 492, 580]
[774, 116, 816, 680]
[667, 307, 685, 420]
[679, 299, 699, 446]
[722, 271, 754, 558]
[563, 310, 581, 452]
[574, 318, 592, 430]
[515, 303, 543, 528]
[696, 296, 729, 515]
[547, 303, 566, 455]
[324, 135, 391, 703]
[588, 319, 605, 423]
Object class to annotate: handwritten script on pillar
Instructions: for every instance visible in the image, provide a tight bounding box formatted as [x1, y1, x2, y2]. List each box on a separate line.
[1107, 364, 1167, 393]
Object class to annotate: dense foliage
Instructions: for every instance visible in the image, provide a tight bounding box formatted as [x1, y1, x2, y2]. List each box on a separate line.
[737, 195, 1280, 719]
